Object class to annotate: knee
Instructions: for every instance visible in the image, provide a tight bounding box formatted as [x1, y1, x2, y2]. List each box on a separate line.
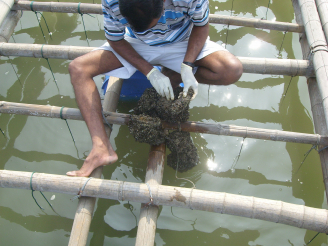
[68, 58, 84, 79]
[222, 58, 243, 85]
[68, 57, 94, 88]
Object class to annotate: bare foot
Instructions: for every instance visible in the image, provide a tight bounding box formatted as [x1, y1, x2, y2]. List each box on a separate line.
[66, 143, 118, 177]
[161, 66, 182, 88]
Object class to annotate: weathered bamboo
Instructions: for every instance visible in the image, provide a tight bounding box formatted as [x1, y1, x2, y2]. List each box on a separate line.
[1, 101, 327, 146]
[0, 10, 22, 43]
[68, 77, 123, 246]
[0, 43, 314, 76]
[308, 79, 328, 200]
[298, 0, 328, 131]
[0, 0, 14, 27]
[11, 1, 304, 33]
[12, 1, 101, 14]
[315, 0, 328, 43]
[1, 170, 328, 233]
[293, 0, 328, 201]
[0, 43, 93, 60]
[209, 14, 304, 33]
[135, 144, 165, 246]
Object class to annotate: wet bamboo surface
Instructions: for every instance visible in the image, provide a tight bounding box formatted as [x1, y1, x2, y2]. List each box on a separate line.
[1, 101, 327, 146]
[297, 0, 328, 132]
[1, 170, 328, 234]
[0, 10, 21, 42]
[293, 0, 328, 202]
[11, 1, 304, 32]
[0, 0, 15, 27]
[135, 144, 166, 246]
[0, 42, 314, 76]
[315, 0, 328, 42]
[68, 77, 123, 246]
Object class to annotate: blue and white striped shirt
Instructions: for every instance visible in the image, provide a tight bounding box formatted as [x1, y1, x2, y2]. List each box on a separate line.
[102, 0, 209, 46]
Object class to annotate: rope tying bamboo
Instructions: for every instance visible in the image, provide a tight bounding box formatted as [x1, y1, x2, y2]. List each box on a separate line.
[144, 183, 154, 207]
[30, 1, 52, 43]
[30, 172, 57, 213]
[77, 2, 94, 46]
[101, 109, 112, 131]
[71, 177, 93, 201]
[41, 44, 59, 93]
[59, 106, 79, 158]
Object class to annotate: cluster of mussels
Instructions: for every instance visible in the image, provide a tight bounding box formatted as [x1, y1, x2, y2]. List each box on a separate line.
[128, 87, 199, 172]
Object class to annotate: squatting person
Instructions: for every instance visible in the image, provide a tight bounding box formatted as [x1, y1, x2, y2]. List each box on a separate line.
[66, 0, 243, 177]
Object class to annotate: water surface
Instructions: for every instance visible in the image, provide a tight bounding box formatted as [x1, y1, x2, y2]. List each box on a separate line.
[1, 0, 327, 245]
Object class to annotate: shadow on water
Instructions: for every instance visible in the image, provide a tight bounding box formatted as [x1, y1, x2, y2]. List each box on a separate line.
[0, 206, 72, 233]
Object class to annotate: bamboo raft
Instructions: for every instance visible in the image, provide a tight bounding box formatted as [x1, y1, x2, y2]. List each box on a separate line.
[1, 0, 328, 245]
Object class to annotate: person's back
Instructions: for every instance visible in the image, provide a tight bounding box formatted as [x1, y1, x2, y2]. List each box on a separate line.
[102, 0, 209, 46]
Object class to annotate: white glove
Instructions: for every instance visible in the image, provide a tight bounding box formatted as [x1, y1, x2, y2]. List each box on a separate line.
[146, 68, 174, 100]
[181, 63, 198, 100]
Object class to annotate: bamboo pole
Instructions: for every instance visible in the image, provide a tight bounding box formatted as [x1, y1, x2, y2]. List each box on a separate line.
[308, 79, 328, 200]
[11, 1, 304, 33]
[1, 170, 328, 234]
[209, 14, 304, 33]
[0, 43, 314, 76]
[68, 77, 123, 246]
[0, 0, 14, 27]
[297, 0, 328, 131]
[0, 43, 93, 60]
[0, 10, 22, 43]
[315, 0, 328, 43]
[1, 101, 327, 146]
[293, 0, 328, 202]
[135, 144, 165, 246]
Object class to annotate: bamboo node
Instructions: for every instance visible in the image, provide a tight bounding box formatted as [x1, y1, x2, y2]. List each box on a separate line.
[220, 192, 227, 214]
[117, 181, 125, 201]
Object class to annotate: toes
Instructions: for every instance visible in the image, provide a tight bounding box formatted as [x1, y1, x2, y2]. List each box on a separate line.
[66, 171, 78, 176]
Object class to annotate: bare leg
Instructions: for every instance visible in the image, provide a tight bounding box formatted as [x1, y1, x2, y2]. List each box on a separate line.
[66, 50, 123, 177]
[195, 50, 243, 85]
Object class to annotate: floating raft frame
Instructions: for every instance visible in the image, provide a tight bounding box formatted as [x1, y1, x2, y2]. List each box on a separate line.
[1, 170, 328, 234]
[1, 1, 328, 245]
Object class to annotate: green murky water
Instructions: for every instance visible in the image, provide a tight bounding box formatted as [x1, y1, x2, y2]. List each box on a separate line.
[1, 0, 328, 245]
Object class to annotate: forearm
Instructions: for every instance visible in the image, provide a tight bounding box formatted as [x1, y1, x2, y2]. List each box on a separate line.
[184, 23, 209, 63]
[108, 39, 154, 76]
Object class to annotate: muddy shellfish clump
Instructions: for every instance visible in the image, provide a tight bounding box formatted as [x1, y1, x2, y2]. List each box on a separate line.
[128, 114, 165, 146]
[133, 87, 193, 123]
[128, 87, 199, 172]
[166, 131, 199, 172]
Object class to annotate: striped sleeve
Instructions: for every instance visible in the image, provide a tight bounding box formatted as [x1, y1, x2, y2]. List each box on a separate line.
[189, 0, 209, 26]
[102, 0, 125, 41]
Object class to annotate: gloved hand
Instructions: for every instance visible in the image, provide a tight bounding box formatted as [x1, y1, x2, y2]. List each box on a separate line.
[181, 62, 198, 100]
[146, 68, 174, 100]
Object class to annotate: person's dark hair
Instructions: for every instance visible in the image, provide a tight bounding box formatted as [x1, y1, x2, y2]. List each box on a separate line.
[119, 0, 163, 32]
